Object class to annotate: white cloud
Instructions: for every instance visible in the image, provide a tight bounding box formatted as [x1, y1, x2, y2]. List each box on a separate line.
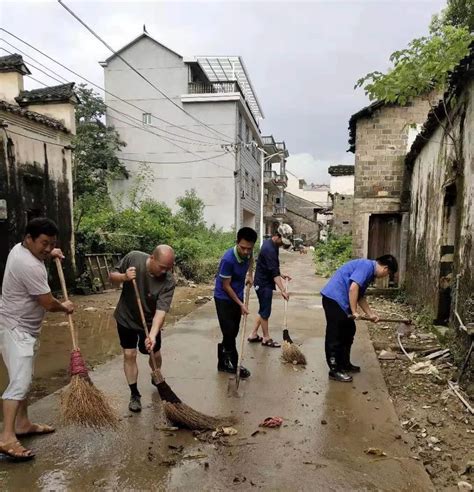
[286, 152, 354, 185]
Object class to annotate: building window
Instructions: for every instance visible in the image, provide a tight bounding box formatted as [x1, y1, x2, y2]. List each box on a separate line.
[142, 113, 152, 125]
[238, 112, 243, 140]
[244, 171, 249, 197]
[251, 178, 256, 200]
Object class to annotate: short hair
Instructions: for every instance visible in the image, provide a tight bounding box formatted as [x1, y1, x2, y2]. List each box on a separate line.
[237, 227, 257, 244]
[25, 217, 58, 240]
[376, 254, 398, 274]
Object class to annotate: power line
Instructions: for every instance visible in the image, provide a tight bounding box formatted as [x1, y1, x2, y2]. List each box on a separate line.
[4, 128, 71, 147]
[0, 29, 233, 145]
[118, 152, 230, 165]
[57, 1, 234, 144]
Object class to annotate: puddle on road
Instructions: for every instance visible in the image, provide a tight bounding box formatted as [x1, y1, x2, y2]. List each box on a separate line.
[0, 285, 213, 418]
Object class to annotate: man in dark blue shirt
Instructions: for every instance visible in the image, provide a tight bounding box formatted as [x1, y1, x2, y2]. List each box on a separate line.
[320, 254, 398, 382]
[214, 227, 257, 378]
[247, 229, 291, 347]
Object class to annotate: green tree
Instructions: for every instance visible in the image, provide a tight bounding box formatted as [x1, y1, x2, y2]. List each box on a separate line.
[176, 189, 205, 228]
[355, 7, 472, 163]
[443, 0, 474, 31]
[73, 84, 128, 228]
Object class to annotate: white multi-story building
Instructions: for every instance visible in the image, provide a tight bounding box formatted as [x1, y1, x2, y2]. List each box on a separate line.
[101, 32, 265, 232]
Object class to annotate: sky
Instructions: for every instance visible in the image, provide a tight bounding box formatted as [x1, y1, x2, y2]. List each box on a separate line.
[0, 0, 446, 183]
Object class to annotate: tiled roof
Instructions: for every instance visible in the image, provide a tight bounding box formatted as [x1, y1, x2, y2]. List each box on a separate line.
[347, 100, 384, 153]
[328, 165, 355, 176]
[16, 82, 78, 106]
[0, 53, 31, 75]
[0, 99, 69, 132]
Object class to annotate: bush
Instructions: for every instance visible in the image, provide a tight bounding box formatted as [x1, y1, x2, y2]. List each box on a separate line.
[76, 189, 235, 283]
[313, 235, 353, 277]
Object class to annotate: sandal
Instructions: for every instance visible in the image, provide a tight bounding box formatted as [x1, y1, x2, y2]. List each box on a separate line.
[261, 339, 281, 348]
[0, 440, 35, 461]
[16, 423, 55, 437]
[247, 335, 263, 343]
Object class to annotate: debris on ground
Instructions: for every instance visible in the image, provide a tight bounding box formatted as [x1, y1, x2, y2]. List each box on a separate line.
[408, 361, 440, 376]
[378, 349, 397, 360]
[364, 447, 387, 457]
[259, 416, 283, 428]
[368, 296, 473, 490]
[212, 427, 238, 438]
[195, 295, 212, 305]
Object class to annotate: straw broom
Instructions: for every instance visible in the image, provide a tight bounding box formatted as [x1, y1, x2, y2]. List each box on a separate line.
[132, 279, 234, 430]
[55, 259, 118, 429]
[281, 279, 307, 365]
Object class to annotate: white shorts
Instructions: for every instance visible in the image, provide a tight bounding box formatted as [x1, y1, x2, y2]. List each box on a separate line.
[0, 326, 38, 400]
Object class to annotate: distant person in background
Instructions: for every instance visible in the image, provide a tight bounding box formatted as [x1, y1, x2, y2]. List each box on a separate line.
[320, 255, 398, 383]
[0, 218, 74, 461]
[214, 227, 257, 378]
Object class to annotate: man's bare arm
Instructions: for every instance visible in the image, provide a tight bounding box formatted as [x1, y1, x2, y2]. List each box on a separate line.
[37, 293, 73, 313]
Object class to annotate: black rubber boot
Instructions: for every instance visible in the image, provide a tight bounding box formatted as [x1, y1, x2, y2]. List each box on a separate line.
[218, 345, 237, 374]
[328, 356, 352, 383]
[341, 346, 360, 373]
[231, 348, 251, 379]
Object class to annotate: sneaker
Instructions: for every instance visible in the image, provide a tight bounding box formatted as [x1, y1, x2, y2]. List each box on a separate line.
[128, 395, 142, 412]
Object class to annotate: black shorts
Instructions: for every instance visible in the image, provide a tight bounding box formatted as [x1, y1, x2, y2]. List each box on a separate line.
[117, 323, 162, 354]
[255, 286, 273, 320]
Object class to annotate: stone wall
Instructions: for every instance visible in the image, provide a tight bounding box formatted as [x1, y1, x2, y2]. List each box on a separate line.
[285, 192, 320, 244]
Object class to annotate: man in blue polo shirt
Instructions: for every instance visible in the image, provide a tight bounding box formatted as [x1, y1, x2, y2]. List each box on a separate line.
[248, 228, 291, 347]
[214, 227, 257, 378]
[320, 254, 398, 382]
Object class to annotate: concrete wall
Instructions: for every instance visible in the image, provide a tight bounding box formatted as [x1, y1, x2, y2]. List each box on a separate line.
[330, 174, 354, 195]
[104, 36, 262, 234]
[25, 102, 76, 134]
[0, 111, 74, 287]
[406, 80, 473, 325]
[352, 97, 432, 259]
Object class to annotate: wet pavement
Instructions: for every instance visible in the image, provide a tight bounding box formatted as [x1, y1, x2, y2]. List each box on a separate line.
[0, 252, 433, 491]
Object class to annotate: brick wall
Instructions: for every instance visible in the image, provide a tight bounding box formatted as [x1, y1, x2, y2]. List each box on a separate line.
[331, 193, 353, 236]
[352, 97, 432, 258]
[285, 192, 320, 244]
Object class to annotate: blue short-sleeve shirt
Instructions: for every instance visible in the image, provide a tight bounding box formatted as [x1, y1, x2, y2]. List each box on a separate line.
[320, 259, 376, 314]
[214, 246, 250, 302]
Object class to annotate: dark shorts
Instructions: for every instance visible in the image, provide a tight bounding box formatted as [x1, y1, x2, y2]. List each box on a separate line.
[255, 286, 273, 320]
[117, 323, 161, 354]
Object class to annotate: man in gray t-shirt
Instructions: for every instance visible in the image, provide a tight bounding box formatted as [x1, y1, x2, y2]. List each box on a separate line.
[0, 218, 74, 461]
[109, 245, 176, 412]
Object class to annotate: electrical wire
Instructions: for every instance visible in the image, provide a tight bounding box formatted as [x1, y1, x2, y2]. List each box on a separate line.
[0, 28, 233, 145]
[57, 2, 233, 144]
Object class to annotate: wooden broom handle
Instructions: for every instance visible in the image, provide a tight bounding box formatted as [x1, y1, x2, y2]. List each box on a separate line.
[349, 314, 412, 324]
[283, 278, 288, 330]
[236, 258, 253, 381]
[132, 279, 159, 372]
[54, 258, 78, 351]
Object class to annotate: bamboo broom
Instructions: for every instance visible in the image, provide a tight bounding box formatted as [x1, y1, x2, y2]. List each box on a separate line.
[132, 279, 234, 430]
[281, 278, 307, 365]
[55, 259, 118, 429]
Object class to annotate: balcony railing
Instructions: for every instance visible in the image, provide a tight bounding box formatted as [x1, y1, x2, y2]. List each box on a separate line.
[188, 81, 243, 96]
[264, 170, 277, 182]
[273, 206, 287, 217]
[274, 173, 288, 187]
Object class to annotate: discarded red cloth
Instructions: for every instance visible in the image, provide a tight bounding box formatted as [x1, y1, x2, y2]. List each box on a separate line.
[259, 416, 283, 428]
[69, 349, 88, 377]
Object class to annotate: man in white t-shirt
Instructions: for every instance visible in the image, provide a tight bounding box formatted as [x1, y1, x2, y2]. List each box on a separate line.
[0, 218, 74, 461]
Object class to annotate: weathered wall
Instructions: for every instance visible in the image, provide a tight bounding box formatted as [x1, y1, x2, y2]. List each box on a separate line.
[406, 80, 473, 326]
[352, 97, 432, 259]
[285, 192, 320, 244]
[0, 112, 74, 288]
[331, 193, 353, 236]
[330, 174, 354, 195]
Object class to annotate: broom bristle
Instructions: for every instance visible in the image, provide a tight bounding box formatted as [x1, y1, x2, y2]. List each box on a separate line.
[282, 340, 307, 365]
[162, 401, 236, 430]
[61, 375, 118, 429]
[156, 380, 234, 430]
